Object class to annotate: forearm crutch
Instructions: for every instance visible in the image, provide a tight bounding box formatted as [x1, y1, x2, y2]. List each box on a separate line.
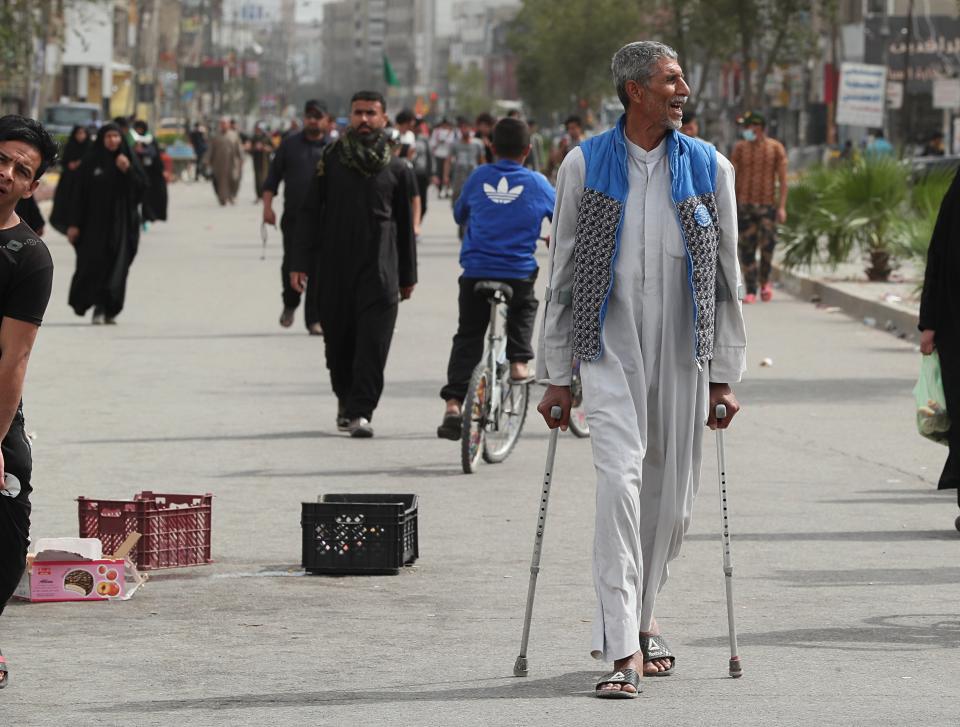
[260, 221, 268, 260]
[513, 405, 562, 677]
[715, 403, 743, 678]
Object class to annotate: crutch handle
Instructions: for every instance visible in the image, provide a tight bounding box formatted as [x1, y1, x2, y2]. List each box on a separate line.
[715, 403, 727, 420]
[550, 405, 562, 420]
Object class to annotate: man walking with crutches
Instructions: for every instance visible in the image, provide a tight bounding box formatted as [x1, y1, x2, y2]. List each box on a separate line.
[536, 41, 746, 698]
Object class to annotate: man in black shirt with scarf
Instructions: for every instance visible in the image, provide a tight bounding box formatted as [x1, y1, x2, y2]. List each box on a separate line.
[291, 91, 416, 438]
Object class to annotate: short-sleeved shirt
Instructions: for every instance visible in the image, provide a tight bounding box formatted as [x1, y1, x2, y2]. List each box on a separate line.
[731, 137, 787, 206]
[451, 138, 484, 175]
[0, 221, 54, 327]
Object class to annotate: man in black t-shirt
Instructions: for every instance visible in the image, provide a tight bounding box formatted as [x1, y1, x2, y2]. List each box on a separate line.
[0, 115, 58, 689]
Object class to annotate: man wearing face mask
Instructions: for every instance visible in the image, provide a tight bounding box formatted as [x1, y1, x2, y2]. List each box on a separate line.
[730, 111, 788, 303]
[291, 91, 417, 438]
[263, 100, 331, 334]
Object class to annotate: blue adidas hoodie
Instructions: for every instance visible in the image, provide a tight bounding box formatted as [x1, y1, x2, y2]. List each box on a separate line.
[453, 159, 556, 279]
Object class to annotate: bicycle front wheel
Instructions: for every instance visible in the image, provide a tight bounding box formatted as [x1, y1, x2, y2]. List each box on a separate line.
[483, 368, 529, 463]
[461, 363, 491, 474]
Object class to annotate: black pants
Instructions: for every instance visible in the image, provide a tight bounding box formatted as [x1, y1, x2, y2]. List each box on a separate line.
[440, 274, 538, 402]
[416, 173, 430, 219]
[936, 333, 960, 502]
[1, 410, 33, 616]
[280, 212, 320, 328]
[323, 299, 398, 421]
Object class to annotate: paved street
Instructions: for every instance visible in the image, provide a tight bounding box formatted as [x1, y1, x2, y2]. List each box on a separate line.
[2, 168, 958, 726]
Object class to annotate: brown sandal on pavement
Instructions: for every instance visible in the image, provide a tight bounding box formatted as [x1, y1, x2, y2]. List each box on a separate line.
[639, 634, 675, 676]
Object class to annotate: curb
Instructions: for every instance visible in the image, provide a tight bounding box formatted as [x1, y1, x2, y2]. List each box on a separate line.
[772, 264, 920, 343]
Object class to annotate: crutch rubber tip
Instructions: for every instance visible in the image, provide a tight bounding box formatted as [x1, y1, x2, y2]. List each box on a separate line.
[513, 656, 529, 677]
[729, 656, 743, 678]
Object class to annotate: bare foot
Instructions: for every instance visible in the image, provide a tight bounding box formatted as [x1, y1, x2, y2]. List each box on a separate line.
[444, 399, 461, 416]
[598, 652, 643, 695]
[640, 618, 673, 675]
[510, 361, 529, 380]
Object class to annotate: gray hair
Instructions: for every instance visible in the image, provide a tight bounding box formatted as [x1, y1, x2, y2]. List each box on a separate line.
[611, 41, 678, 109]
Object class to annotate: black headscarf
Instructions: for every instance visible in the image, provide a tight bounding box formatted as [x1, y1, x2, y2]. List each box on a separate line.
[61, 125, 90, 165]
[82, 122, 143, 189]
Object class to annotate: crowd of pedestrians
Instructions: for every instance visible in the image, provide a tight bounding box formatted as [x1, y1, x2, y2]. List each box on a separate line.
[2, 35, 958, 695]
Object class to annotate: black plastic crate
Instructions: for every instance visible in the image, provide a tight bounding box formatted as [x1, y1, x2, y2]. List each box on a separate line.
[302, 494, 418, 575]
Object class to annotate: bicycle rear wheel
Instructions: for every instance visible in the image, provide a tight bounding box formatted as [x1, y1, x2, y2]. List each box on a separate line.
[483, 366, 529, 463]
[461, 363, 491, 474]
[568, 369, 590, 438]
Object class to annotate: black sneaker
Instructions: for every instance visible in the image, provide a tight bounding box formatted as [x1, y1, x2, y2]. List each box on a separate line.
[336, 416, 350, 432]
[279, 306, 295, 328]
[436, 412, 462, 441]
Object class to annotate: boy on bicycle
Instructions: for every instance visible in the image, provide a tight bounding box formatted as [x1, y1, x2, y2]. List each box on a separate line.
[437, 117, 556, 440]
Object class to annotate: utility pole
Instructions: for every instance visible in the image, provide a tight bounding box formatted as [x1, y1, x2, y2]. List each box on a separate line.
[900, 0, 915, 150]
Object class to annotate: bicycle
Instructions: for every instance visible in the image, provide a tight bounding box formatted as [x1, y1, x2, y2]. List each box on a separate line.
[461, 281, 530, 474]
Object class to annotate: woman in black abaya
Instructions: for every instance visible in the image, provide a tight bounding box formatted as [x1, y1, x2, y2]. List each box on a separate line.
[919, 167, 960, 529]
[66, 123, 147, 324]
[49, 125, 90, 234]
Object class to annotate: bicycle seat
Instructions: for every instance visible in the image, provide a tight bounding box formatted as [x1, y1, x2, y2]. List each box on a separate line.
[473, 280, 513, 301]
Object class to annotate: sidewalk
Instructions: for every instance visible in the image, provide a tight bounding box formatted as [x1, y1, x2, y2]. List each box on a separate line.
[773, 259, 923, 343]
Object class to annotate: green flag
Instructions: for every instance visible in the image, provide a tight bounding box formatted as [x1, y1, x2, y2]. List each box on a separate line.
[383, 55, 399, 87]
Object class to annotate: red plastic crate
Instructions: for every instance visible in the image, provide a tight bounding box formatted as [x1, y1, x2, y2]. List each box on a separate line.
[78, 491, 213, 570]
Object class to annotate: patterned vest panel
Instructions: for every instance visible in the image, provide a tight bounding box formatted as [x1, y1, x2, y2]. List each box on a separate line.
[571, 128, 720, 367]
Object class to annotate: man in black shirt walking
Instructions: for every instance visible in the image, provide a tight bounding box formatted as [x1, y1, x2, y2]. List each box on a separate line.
[291, 91, 416, 438]
[0, 115, 57, 689]
[263, 99, 331, 334]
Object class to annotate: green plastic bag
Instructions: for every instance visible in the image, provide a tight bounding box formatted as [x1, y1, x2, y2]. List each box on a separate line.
[913, 352, 950, 445]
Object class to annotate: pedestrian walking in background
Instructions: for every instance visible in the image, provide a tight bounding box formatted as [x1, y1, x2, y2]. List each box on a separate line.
[547, 115, 585, 182]
[205, 117, 244, 206]
[188, 122, 208, 181]
[49, 125, 89, 234]
[249, 123, 273, 202]
[437, 117, 555, 440]
[680, 110, 700, 138]
[523, 119, 545, 172]
[429, 117, 455, 198]
[263, 100, 331, 335]
[445, 117, 484, 206]
[66, 123, 147, 324]
[919, 167, 960, 518]
[132, 120, 168, 227]
[730, 111, 787, 304]
[291, 91, 417, 439]
[0, 115, 58, 689]
[474, 112, 496, 164]
[537, 41, 746, 698]
[411, 118, 434, 223]
[14, 197, 43, 236]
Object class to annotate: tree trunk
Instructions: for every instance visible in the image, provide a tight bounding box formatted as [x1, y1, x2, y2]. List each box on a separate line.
[865, 250, 893, 281]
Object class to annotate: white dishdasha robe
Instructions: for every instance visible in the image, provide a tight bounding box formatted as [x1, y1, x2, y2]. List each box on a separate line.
[537, 136, 746, 663]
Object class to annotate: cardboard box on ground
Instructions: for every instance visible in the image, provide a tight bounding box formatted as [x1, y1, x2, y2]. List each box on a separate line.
[14, 533, 148, 603]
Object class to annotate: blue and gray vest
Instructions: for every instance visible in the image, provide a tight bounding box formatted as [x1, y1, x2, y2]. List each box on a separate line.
[571, 117, 722, 368]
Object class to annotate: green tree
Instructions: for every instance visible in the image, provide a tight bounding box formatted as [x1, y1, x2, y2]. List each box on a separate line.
[647, 0, 817, 110]
[448, 64, 494, 119]
[509, 0, 639, 119]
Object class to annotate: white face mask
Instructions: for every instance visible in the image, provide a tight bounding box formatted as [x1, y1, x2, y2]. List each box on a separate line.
[742, 129, 756, 142]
